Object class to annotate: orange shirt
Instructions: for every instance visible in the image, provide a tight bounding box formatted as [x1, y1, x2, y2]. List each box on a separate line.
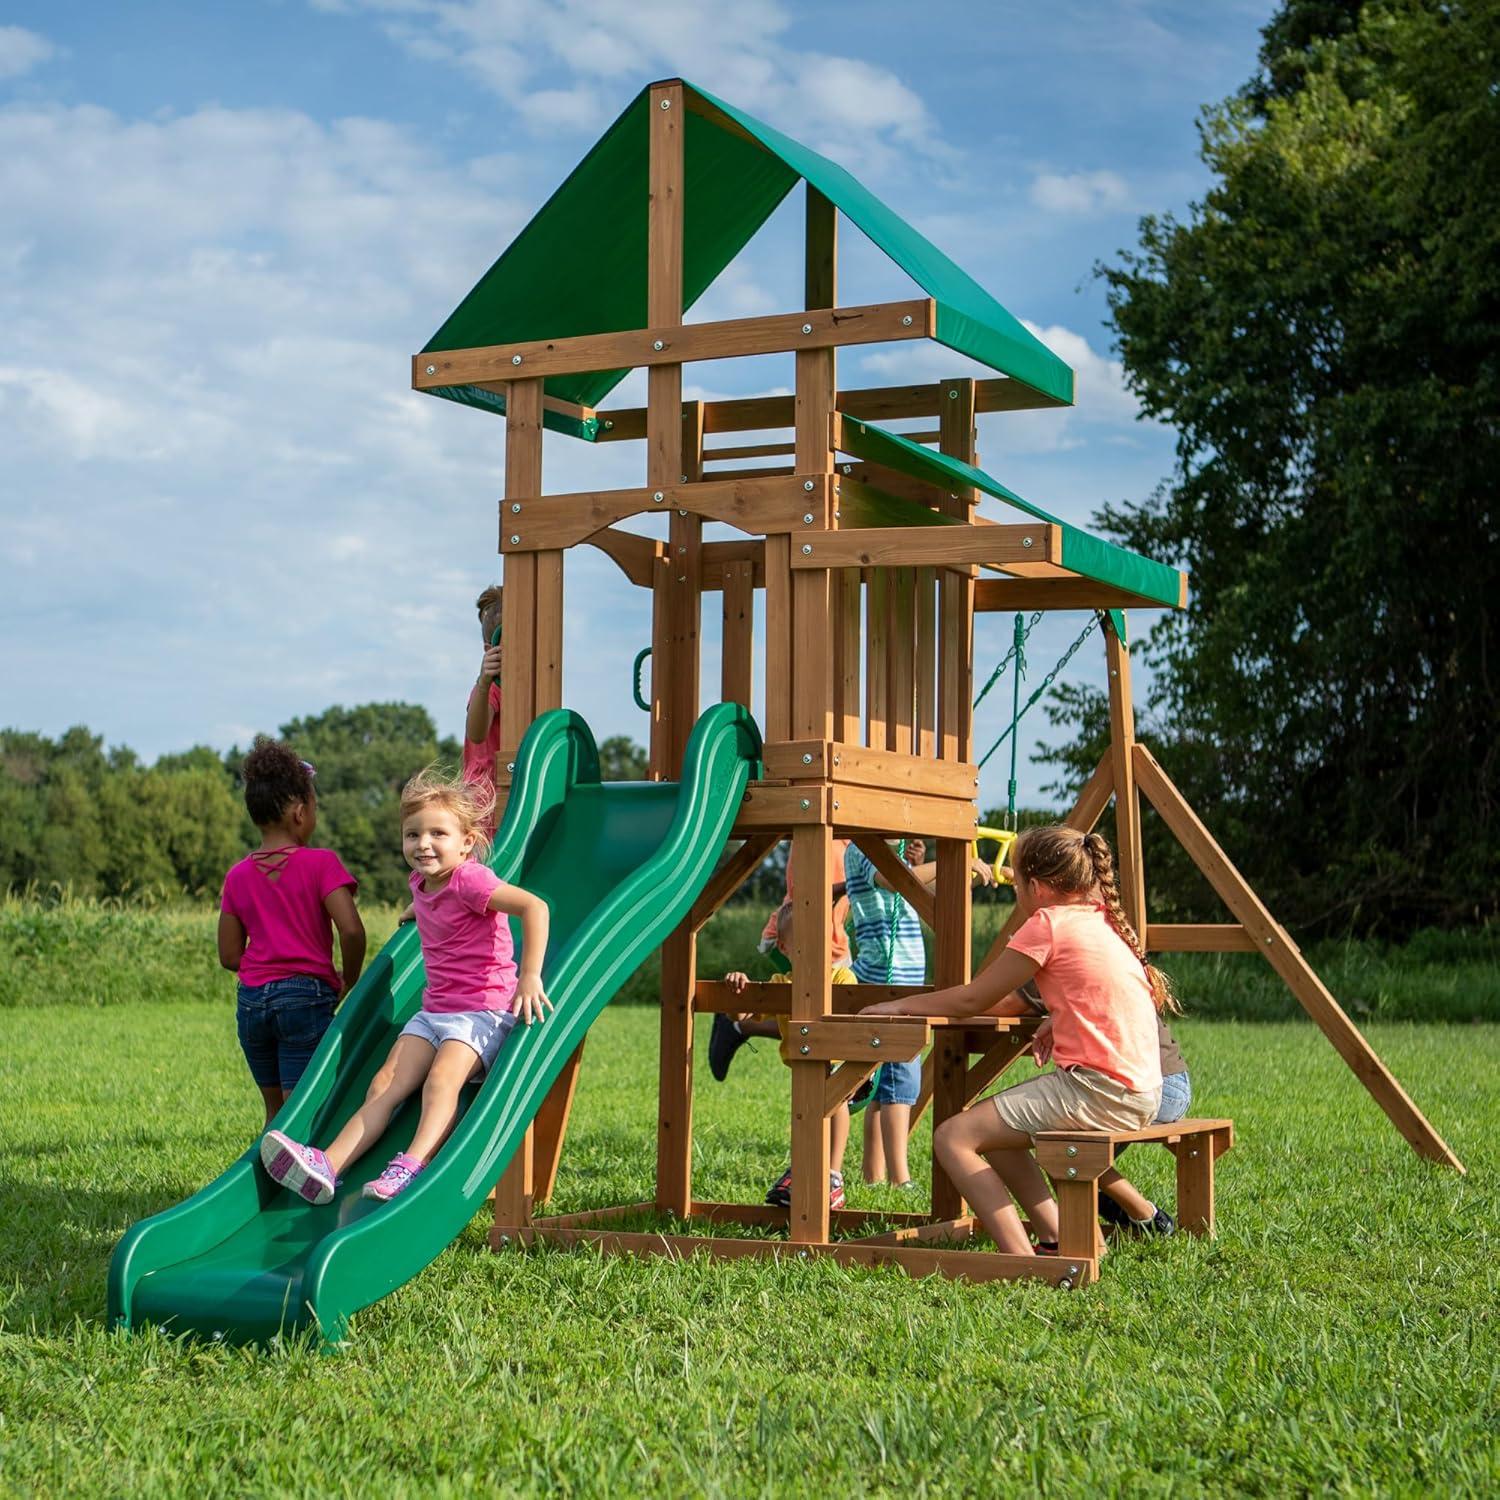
[1007, 902, 1162, 1092]
[761, 838, 852, 965]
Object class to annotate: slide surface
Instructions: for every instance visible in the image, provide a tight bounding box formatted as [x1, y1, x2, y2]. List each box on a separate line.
[109, 704, 760, 1345]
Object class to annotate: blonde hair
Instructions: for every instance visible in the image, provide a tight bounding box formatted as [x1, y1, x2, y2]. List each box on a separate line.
[399, 765, 496, 862]
[1012, 824, 1179, 1014]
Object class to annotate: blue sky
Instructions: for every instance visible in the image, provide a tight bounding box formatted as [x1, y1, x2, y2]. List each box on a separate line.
[0, 0, 1273, 807]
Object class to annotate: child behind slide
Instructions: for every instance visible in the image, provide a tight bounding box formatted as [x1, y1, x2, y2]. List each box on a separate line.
[861, 824, 1173, 1256]
[219, 739, 366, 1127]
[260, 766, 551, 1205]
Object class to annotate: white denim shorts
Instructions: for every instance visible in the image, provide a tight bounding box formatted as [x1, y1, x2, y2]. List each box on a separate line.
[400, 1007, 516, 1072]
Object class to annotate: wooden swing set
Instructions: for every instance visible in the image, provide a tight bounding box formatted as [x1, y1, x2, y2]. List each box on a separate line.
[413, 79, 1463, 1290]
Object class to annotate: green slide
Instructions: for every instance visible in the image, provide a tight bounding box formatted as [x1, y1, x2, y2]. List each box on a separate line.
[109, 704, 761, 1346]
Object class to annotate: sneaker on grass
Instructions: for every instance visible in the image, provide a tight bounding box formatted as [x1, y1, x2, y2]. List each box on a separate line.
[764, 1169, 846, 1211]
[260, 1130, 337, 1205]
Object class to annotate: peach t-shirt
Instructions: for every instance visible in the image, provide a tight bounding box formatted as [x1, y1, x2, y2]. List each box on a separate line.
[1007, 902, 1162, 1092]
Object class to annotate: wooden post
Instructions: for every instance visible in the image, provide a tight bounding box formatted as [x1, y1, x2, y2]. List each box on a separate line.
[1105, 616, 1146, 939]
[789, 823, 833, 1243]
[915, 566, 936, 758]
[866, 568, 888, 750]
[929, 846, 972, 1220]
[887, 568, 915, 753]
[1132, 743, 1465, 1173]
[834, 568, 862, 743]
[531, 1041, 585, 1206]
[647, 79, 697, 1218]
[721, 559, 754, 708]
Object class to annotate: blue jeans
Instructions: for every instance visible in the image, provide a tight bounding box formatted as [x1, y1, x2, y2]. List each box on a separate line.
[236, 976, 337, 1091]
[1114, 1069, 1192, 1160]
[873, 1058, 921, 1106]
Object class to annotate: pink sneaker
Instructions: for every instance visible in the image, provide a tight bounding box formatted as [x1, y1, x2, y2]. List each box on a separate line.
[260, 1130, 337, 1205]
[362, 1152, 425, 1202]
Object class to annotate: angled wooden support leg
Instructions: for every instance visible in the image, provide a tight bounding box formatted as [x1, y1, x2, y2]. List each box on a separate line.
[494, 1124, 536, 1233]
[1132, 742, 1464, 1174]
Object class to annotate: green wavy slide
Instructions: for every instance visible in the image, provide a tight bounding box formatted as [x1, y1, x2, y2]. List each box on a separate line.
[109, 704, 761, 1347]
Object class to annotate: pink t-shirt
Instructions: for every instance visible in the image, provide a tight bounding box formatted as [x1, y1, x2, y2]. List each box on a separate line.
[410, 859, 518, 1014]
[462, 681, 502, 830]
[221, 846, 357, 989]
[1007, 903, 1162, 1092]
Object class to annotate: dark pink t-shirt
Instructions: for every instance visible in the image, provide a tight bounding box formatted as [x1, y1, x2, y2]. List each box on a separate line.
[462, 681, 502, 832]
[221, 846, 357, 989]
[409, 859, 518, 1014]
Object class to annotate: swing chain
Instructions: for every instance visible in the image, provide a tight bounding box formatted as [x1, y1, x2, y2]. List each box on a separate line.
[972, 609, 1043, 710]
[977, 612, 1103, 771]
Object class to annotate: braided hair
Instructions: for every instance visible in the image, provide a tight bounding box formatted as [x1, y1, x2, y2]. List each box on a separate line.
[1012, 825, 1179, 1014]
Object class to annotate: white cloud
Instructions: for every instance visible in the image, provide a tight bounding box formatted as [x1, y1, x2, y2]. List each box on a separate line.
[1028, 169, 1130, 216]
[318, 0, 949, 177]
[0, 26, 55, 80]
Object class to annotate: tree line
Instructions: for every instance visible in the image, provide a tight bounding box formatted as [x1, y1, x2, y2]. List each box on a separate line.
[0, 706, 653, 906]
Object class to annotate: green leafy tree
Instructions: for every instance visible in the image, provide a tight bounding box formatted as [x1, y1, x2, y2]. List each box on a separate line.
[597, 735, 649, 781]
[1070, 0, 1500, 933]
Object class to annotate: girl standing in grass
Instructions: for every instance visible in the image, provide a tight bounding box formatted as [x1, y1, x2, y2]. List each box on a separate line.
[219, 739, 366, 1126]
[261, 767, 550, 1205]
[860, 825, 1169, 1255]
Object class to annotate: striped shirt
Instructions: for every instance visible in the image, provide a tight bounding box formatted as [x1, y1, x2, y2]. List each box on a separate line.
[843, 845, 926, 985]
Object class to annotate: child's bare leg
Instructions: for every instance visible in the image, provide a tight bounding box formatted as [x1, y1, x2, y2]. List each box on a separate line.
[863, 1103, 888, 1183]
[933, 1108, 1043, 1254]
[258, 1085, 286, 1128]
[830, 1103, 851, 1178]
[733, 1015, 781, 1038]
[323, 1036, 434, 1175]
[879, 1102, 913, 1185]
[988, 1147, 1059, 1245]
[405, 1041, 483, 1164]
[1098, 1165, 1154, 1221]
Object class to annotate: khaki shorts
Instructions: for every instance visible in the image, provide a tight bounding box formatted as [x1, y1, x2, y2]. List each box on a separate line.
[991, 1066, 1161, 1138]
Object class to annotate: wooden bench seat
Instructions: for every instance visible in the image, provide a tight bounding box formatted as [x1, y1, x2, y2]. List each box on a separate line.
[1034, 1117, 1234, 1264]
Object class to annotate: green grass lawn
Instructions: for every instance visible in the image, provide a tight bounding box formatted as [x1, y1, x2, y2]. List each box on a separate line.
[2, 996, 1497, 1495]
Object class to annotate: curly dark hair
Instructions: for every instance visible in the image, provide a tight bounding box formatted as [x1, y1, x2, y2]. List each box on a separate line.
[241, 736, 315, 827]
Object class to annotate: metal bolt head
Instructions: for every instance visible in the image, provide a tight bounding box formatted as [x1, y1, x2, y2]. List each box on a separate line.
[1066, 1167, 1077, 1178]
[801, 752, 813, 764]
[841, 464, 852, 474]
[1022, 536, 1034, 549]
[803, 513, 814, 525]
[947, 389, 958, 399]
[424, 364, 437, 376]
[801, 323, 812, 335]
[803, 479, 816, 492]
[678, 508, 687, 516]
[511, 503, 521, 513]
[677, 545, 686, 555]
[509, 534, 520, 544]
[799, 1025, 810, 1036]
[800, 1044, 810, 1055]
[506, 762, 515, 772]
[659, 97, 671, 109]
[1066, 1145, 1077, 1157]
[511, 354, 522, 366]
[603, 419, 614, 430]
[871, 1036, 881, 1048]
[1069, 1264, 1080, 1276]
[499, 1233, 511, 1246]
[652, 339, 665, 351]
[653, 491, 664, 502]
[801, 543, 812, 555]
[901, 314, 913, 327]
[799, 798, 811, 811]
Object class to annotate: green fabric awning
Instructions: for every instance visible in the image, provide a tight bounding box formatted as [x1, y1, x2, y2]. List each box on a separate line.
[838, 415, 1184, 608]
[421, 82, 1073, 435]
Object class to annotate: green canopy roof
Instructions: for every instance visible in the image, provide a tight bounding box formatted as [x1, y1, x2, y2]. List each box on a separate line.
[839, 415, 1184, 609]
[422, 81, 1074, 436]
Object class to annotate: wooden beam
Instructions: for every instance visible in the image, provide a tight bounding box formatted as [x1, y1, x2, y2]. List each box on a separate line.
[688, 835, 778, 932]
[792, 523, 1056, 572]
[702, 538, 766, 591]
[762, 741, 978, 800]
[915, 566, 937, 758]
[734, 781, 829, 829]
[530, 1041, 584, 1205]
[694, 980, 933, 1015]
[414, 299, 934, 388]
[1132, 742, 1464, 1172]
[851, 834, 937, 928]
[499, 377, 544, 815]
[975, 578, 1177, 612]
[1148, 924, 1256, 953]
[793, 1015, 930, 1063]
[789, 822, 833, 1244]
[721, 559, 755, 708]
[833, 568, 862, 743]
[835, 784, 979, 842]
[593, 377, 1068, 442]
[501, 473, 832, 552]
[583, 527, 661, 587]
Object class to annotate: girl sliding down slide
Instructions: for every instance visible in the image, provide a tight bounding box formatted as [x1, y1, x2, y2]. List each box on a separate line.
[261, 768, 550, 1205]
